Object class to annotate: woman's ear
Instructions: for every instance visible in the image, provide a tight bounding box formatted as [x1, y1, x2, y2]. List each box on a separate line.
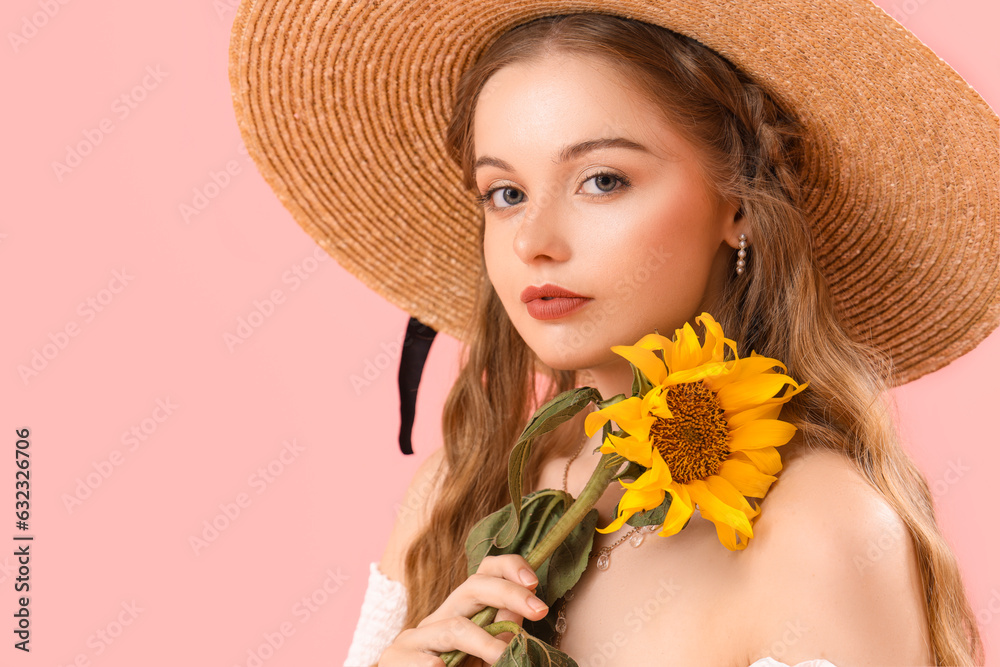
[721, 197, 747, 248]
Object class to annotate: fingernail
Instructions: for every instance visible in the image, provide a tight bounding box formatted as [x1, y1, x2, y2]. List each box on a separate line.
[519, 569, 538, 586]
[527, 595, 547, 613]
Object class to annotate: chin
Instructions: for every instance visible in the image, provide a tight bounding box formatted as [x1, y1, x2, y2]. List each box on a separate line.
[533, 353, 580, 373]
[512, 314, 620, 371]
[526, 338, 610, 375]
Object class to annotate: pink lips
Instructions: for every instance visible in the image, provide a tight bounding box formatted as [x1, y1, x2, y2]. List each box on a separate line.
[520, 283, 592, 320]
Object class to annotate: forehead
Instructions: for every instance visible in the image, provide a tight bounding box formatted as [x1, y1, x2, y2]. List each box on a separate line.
[472, 51, 690, 171]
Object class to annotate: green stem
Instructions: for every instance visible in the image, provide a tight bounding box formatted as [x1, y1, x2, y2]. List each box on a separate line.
[441, 452, 620, 667]
[484, 621, 522, 637]
[525, 452, 619, 569]
[525, 493, 559, 551]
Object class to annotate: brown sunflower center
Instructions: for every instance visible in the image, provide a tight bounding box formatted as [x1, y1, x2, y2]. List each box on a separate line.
[649, 381, 729, 484]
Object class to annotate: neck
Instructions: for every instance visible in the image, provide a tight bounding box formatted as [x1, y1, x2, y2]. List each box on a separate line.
[584, 358, 635, 403]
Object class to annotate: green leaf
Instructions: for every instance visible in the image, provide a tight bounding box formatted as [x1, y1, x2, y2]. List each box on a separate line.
[466, 490, 566, 577]
[466, 489, 599, 608]
[596, 392, 629, 408]
[613, 460, 647, 484]
[502, 387, 603, 548]
[630, 360, 655, 399]
[624, 492, 672, 528]
[494, 628, 579, 667]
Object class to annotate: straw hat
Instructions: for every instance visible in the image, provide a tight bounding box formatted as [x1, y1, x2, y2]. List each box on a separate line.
[228, 0, 998, 450]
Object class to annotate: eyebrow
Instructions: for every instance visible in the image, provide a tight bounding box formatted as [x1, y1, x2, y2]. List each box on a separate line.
[472, 137, 653, 180]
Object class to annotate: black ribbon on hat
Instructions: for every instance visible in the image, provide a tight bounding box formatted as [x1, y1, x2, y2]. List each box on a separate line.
[397, 315, 437, 455]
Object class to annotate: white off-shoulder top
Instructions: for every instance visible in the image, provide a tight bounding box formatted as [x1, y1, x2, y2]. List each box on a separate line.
[344, 562, 838, 667]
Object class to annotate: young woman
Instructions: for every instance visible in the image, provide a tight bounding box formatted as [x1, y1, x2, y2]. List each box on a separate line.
[227, 3, 997, 666]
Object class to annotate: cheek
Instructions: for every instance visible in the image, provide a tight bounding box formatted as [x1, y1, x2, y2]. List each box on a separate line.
[637, 187, 718, 258]
[482, 230, 498, 280]
[482, 232, 512, 301]
[596, 194, 720, 302]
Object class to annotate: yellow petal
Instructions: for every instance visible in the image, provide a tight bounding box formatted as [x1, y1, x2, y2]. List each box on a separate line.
[597, 489, 652, 534]
[622, 450, 672, 488]
[727, 386, 809, 422]
[658, 482, 695, 537]
[770, 379, 809, 402]
[731, 447, 783, 476]
[694, 313, 729, 364]
[716, 373, 800, 412]
[706, 474, 760, 521]
[596, 513, 631, 534]
[598, 471, 670, 534]
[585, 410, 611, 439]
[599, 458, 671, 534]
[704, 475, 759, 551]
[726, 402, 784, 430]
[670, 322, 703, 371]
[728, 419, 798, 451]
[617, 415, 656, 442]
[604, 432, 654, 468]
[641, 385, 673, 419]
[597, 397, 655, 438]
[611, 344, 668, 386]
[633, 331, 675, 352]
[717, 457, 778, 498]
[703, 355, 786, 392]
[686, 478, 754, 538]
[617, 486, 665, 513]
[634, 332, 675, 371]
[662, 361, 733, 387]
[585, 397, 642, 437]
[729, 355, 787, 382]
[712, 516, 750, 551]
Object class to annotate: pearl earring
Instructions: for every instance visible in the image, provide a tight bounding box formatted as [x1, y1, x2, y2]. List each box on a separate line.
[736, 234, 748, 275]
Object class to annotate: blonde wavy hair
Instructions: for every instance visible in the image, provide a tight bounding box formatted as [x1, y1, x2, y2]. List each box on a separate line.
[400, 13, 983, 665]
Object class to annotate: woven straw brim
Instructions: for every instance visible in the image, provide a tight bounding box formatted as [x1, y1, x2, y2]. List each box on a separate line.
[228, 0, 999, 387]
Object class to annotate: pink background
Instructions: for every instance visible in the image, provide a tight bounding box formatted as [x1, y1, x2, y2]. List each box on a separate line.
[2, 0, 997, 665]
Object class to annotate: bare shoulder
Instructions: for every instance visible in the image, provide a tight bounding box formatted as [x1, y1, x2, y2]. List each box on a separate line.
[378, 447, 448, 584]
[739, 447, 933, 666]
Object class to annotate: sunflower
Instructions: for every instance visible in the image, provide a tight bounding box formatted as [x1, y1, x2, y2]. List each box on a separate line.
[584, 313, 808, 551]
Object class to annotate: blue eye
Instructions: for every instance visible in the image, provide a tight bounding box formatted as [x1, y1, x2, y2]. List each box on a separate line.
[475, 186, 525, 210]
[475, 170, 631, 213]
[582, 172, 623, 195]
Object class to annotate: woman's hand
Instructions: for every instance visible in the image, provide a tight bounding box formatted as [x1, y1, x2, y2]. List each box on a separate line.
[378, 554, 549, 666]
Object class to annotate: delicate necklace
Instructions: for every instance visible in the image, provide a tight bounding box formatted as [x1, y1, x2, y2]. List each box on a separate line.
[552, 433, 658, 648]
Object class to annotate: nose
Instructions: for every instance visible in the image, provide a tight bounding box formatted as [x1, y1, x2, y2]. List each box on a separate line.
[512, 196, 571, 264]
